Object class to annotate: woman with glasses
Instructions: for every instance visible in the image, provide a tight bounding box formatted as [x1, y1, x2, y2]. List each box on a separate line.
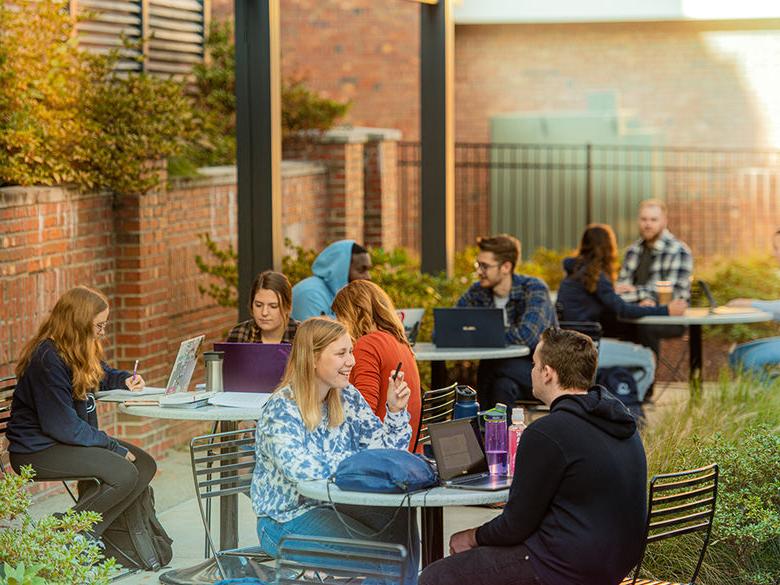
[7, 285, 157, 541]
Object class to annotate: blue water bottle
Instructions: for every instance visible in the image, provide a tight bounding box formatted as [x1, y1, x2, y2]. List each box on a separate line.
[453, 385, 479, 419]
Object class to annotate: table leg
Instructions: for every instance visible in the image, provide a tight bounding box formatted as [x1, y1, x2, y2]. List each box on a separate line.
[421, 506, 444, 567]
[218, 420, 239, 551]
[430, 360, 448, 390]
[689, 325, 703, 397]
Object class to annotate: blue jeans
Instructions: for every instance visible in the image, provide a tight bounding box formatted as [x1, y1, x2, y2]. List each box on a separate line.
[598, 338, 656, 401]
[477, 356, 534, 412]
[258, 504, 419, 585]
[729, 336, 780, 380]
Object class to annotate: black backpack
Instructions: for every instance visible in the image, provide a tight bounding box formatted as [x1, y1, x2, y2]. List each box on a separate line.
[596, 367, 644, 423]
[102, 485, 173, 571]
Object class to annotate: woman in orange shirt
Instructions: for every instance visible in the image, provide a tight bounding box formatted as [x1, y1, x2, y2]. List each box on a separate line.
[332, 280, 422, 450]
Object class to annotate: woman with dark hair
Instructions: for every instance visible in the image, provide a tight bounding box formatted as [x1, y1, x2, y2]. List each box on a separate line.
[7, 286, 157, 539]
[557, 224, 687, 400]
[227, 270, 297, 343]
[332, 279, 422, 450]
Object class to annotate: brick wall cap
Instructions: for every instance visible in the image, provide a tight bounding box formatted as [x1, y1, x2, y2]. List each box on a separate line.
[314, 126, 402, 144]
[0, 185, 80, 207]
[169, 166, 237, 188]
[282, 160, 327, 177]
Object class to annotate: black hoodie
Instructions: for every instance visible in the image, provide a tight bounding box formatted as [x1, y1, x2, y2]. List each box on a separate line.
[475, 386, 647, 585]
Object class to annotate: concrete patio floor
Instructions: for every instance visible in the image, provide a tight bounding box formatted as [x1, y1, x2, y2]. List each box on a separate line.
[27, 382, 691, 584]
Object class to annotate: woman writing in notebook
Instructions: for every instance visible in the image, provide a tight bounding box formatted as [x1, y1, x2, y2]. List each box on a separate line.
[7, 286, 157, 540]
[331, 280, 422, 450]
[251, 317, 419, 584]
[227, 270, 298, 343]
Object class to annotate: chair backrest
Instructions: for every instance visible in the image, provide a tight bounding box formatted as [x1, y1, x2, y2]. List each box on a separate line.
[628, 463, 719, 585]
[275, 534, 407, 585]
[190, 428, 256, 559]
[0, 376, 16, 472]
[558, 321, 602, 348]
[414, 382, 458, 451]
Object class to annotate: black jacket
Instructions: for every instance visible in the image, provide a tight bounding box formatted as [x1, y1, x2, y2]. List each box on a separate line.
[476, 386, 647, 585]
[7, 340, 130, 456]
[557, 257, 668, 326]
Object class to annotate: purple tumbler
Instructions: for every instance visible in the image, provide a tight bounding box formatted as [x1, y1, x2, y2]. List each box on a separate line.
[483, 403, 508, 476]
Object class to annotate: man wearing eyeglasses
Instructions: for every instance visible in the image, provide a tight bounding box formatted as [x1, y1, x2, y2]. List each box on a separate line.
[457, 234, 558, 409]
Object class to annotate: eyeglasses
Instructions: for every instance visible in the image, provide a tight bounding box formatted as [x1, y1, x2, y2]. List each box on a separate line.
[94, 321, 109, 335]
[474, 261, 500, 273]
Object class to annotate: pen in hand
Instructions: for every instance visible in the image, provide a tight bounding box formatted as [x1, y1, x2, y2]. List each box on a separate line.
[132, 360, 139, 383]
[392, 362, 403, 381]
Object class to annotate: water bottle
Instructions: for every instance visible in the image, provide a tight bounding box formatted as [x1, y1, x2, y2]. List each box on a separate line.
[483, 403, 508, 476]
[453, 385, 479, 419]
[204, 351, 224, 392]
[507, 408, 526, 478]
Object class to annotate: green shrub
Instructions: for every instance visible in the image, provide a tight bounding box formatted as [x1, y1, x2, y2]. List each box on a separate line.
[697, 254, 780, 343]
[0, 467, 116, 585]
[641, 375, 780, 585]
[0, 0, 192, 193]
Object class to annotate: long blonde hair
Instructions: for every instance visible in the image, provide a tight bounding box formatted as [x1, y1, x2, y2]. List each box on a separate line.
[277, 318, 347, 431]
[16, 286, 108, 401]
[331, 280, 409, 347]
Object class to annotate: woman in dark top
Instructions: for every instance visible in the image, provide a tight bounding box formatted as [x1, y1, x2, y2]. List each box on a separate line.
[7, 286, 156, 539]
[557, 224, 687, 400]
[226, 270, 298, 343]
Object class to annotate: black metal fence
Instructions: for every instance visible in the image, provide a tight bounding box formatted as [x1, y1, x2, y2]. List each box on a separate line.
[398, 141, 780, 262]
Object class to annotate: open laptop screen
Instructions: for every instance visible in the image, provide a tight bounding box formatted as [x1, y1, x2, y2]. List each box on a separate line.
[428, 418, 488, 481]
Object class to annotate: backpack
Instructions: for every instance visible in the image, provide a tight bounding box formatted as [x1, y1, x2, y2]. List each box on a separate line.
[334, 449, 438, 493]
[102, 485, 173, 571]
[595, 367, 644, 422]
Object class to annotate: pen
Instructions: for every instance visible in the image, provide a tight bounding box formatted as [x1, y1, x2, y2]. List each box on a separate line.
[392, 362, 403, 381]
[132, 360, 139, 383]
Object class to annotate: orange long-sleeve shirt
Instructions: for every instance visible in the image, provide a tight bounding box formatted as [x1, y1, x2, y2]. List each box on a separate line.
[349, 330, 422, 451]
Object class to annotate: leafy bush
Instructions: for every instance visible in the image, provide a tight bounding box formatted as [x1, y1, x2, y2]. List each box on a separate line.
[0, 467, 115, 585]
[641, 375, 780, 585]
[0, 0, 192, 193]
[697, 254, 780, 343]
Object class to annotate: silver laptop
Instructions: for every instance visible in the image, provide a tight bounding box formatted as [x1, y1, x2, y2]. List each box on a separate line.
[427, 417, 513, 491]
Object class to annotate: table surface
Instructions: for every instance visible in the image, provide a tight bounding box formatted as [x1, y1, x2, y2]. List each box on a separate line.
[623, 307, 773, 326]
[413, 342, 529, 361]
[297, 478, 508, 507]
[116, 399, 267, 421]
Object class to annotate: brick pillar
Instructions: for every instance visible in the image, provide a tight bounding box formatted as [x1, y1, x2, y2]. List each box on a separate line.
[363, 130, 401, 249]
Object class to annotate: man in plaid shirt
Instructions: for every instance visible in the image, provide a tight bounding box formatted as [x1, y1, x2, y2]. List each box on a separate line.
[616, 199, 692, 359]
[457, 235, 558, 409]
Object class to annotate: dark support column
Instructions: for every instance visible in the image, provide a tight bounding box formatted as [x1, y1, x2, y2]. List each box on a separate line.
[421, 506, 444, 567]
[235, 0, 282, 321]
[420, 0, 454, 275]
[688, 324, 703, 396]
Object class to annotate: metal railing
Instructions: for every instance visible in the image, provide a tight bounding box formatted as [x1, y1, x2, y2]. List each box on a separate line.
[398, 141, 780, 261]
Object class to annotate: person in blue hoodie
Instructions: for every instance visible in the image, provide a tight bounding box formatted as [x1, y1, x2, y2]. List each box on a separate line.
[7, 286, 157, 540]
[557, 224, 687, 400]
[291, 240, 372, 321]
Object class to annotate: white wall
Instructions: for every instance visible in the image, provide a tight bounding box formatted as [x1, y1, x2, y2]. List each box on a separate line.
[454, 0, 780, 24]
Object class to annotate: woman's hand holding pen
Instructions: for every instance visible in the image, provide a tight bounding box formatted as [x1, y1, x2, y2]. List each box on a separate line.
[125, 361, 145, 391]
[386, 367, 410, 413]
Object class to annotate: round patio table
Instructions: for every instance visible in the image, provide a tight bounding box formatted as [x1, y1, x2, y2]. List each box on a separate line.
[117, 399, 268, 585]
[297, 478, 509, 568]
[413, 342, 529, 388]
[622, 307, 772, 391]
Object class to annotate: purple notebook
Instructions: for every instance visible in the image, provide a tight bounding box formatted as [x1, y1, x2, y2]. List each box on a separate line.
[213, 342, 292, 393]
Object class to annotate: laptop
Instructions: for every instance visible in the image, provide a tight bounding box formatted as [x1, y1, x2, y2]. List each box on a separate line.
[396, 308, 425, 345]
[427, 417, 513, 491]
[100, 334, 205, 400]
[213, 342, 291, 393]
[698, 280, 757, 316]
[433, 308, 507, 348]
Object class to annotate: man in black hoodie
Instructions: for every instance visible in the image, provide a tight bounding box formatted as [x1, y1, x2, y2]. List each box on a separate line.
[419, 328, 647, 585]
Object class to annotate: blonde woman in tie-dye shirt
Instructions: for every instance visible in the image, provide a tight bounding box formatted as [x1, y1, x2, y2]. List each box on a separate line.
[251, 318, 419, 584]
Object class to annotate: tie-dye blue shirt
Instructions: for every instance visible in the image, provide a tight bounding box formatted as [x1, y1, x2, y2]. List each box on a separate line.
[251, 384, 412, 523]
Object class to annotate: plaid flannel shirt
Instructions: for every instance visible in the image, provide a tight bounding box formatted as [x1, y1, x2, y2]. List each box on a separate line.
[456, 273, 558, 350]
[617, 229, 693, 303]
[226, 317, 298, 343]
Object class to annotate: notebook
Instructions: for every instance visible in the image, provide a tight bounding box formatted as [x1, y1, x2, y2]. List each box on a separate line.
[213, 342, 291, 393]
[99, 334, 205, 401]
[433, 308, 507, 348]
[427, 417, 513, 491]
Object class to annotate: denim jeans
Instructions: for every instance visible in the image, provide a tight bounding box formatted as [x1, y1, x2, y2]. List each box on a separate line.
[729, 336, 780, 380]
[419, 543, 541, 585]
[257, 504, 419, 585]
[598, 338, 656, 401]
[476, 356, 534, 413]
